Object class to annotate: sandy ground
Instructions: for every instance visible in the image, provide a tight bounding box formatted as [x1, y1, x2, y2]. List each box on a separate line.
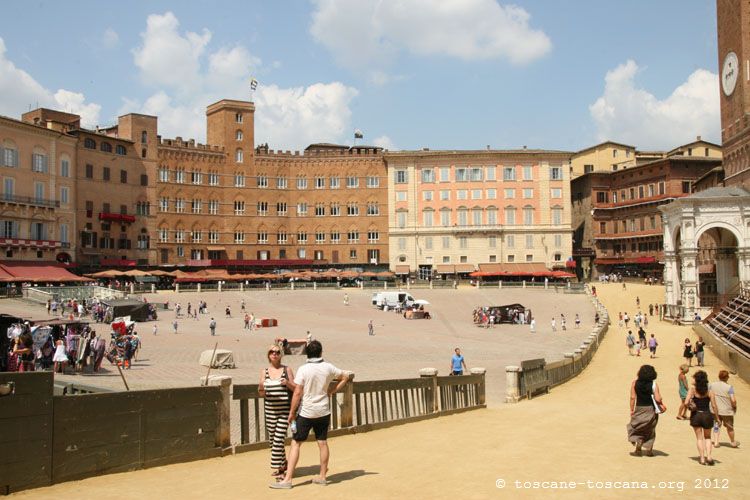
[8, 283, 749, 499]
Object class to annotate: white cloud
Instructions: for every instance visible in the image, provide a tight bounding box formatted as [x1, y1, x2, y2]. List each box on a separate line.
[589, 60, 720, 149]
[310, 0, 551, 82]
[102, 28, 119, 49]
[255, 82, 359, 149]
[0, 37, 101, 127]
[125, 12, 359, 150]
[372, 135, 396, 150]
[132, 12, 212, 91]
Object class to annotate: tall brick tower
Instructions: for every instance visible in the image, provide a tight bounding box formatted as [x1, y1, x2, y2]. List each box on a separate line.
[717, 0, 750, 188]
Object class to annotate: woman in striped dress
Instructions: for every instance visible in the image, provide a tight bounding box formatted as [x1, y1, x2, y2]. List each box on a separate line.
[258, 344, 297, 477]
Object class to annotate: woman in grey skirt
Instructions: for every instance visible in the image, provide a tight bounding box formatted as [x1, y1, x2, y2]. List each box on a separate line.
[627, 365, 666, 456]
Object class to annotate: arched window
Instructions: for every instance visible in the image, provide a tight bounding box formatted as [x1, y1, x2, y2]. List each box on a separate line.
[100, 142, 112, 153]
[236, 130, 243, 141]
[115, 145, 127, 155]
[84, 138, 96, 149]
[141, 131, 148, 144]
[235, 149, 244, 163]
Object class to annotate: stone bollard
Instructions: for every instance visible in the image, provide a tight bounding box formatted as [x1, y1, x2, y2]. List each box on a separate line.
[290, 281, 295, 290]
[359, 281, 364, 290]
[197, 283, 201, 293]
[407, 280, 410, 290]
[470, 367, 487, 405]
[419, 368, 439, 413]
[313, 281, 317, 290]
[384, 281, 388, 290]
[240, 283, 244, 292]
[499, 280, 502, 289]
[200, 375, 232, 449]
[218, 282, 222, 292]
[505, 366, 521, 403]
[522, 280, 526, 289]
[430, 280, 433, 289]
[151, 283, 156, 294]
[175, 283, 180, 293]
[130, 282, 135, 295]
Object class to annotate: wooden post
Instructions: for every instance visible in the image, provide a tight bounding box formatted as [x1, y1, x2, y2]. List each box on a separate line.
[470, 367, 486, 405]
[419, 368, 438, 413]
[505, 366, 520, 403]
[197, 283, 201, 293]
[340, 371, 355, 427]
[201, 375, 232, 448]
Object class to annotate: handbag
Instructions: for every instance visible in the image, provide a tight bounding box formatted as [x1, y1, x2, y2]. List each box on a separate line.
[651, 382, 665, 414]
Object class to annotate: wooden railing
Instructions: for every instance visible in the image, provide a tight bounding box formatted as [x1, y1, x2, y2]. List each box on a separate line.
[232, 370, 486, 452]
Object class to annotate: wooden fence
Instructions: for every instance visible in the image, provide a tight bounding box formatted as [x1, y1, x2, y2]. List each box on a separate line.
[232, 370, 486, 452]
[0, 372, 225, 494]
[510, 287, 609, 402]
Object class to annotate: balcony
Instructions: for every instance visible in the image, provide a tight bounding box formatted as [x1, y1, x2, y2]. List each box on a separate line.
[1, 194, 60, 209]
[593, 194, 674, 211]
[0, 238, 61, 249]
[99, 212, 136, 223]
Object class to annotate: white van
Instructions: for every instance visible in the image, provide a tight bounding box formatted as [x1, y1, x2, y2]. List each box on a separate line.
[372, 291, 416, 310]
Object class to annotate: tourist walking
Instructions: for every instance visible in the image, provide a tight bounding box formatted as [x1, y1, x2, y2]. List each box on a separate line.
[450, 347, 467, 376]
[683, 338, 694, 367]
[172, 319, 178, 335]
[685, 370, 720, 465]
[648, 334, 658, 358]
[152, 323, 157, 336]
[676, 364, 690, 420]
[225, 306, 231, 318]
[551, 317, 557, 332]
[187, 303, 192, 318]
[627, 364, 665, 457]
[344, 293, 349, 306]
[626, 331, 636, 356]
[694, 337, 706, 367]
[244, 314, 251, 330]
[175, 303, 181, 317]
[209, 318, 217, 336]
[258, 344, 297, 478]
[575, 314, 581, 329]
[636, 296, 640, 307]
[368, 320, 374, 336]
[52, 339, 68, 373]
[529, 318, 536, 333]
[623, 312, 630, 327]
[560, 314, 567, 331]
[241, 300, 246, 313]
[271, 340, 349, 489]
[711, 370, 738, 448]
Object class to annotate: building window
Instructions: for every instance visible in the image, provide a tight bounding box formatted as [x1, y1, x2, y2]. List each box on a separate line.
[522, 165, 533, 180]
[472, 208, 482, 226]
[423, 191, 433, 201]
[638, 185, 645, 198]
[504, 188, 515, 199]
[209, 200, 219, 215]
[525, 235, 534, 249]
[596, 192, 607, 203]
[192, 231, 202, 243]
[470, 167, 483, 181]
[506, 235, 515, 248]
[315, 232, 325, 243]
[397, 211, 406, 228]
[457, 208, 468, 226]
[395, 170, 408, 184]
[236, 130, 243, 141]
[315, 203, 325, 216]
[234, 173, 245, 187]
[367, 202, 379, 216]
[682, 181, 691, 194]
[347, 231, 359, 243]
[396, 191, 407, 202]
[439, 167, 450, 182]
[471, 189, 482, 200]
[258, 232, 268, 244]
[347, 176, 359, 188]
[551, 188, 562, 198]
[440, 210, 451, 227]
[584, 164, 594, 174]
[486, 166, 496, 181]
[32, 154, 48, 173]
[60, 159, 70, 177]
[60, 187, 69, 204]
[349, 249, 357, 260]
[257, 175, 268, 188]
[190, 199, 201, 214]
[115, 145, 127, 156]
[600, 222, 606, 234]
[330, 232, 340, 244]
[421, 168, 434, 183]
[505, 207, 516, 225]
[235, 149, 244, 163]
[440, 190, 450, 201]
[297, 177, 307, 190]
[487, 208, 497, 225]
[330, 177, 340, 189]
[277, 176, 288, 189]
[315, 177, 325, 189]
[423, 210, 434, 227]
[100, 142, 112, 153]
[257, 201, 267, 216]
[234, 231, 245, 244]
[503, 167, 516, 181]
[159, 198, 169, 212]
[330, 203, 340, 216]
[507, 254, 515, 263]
[523, 188, 533, 199]
[102, 167, 110, 181]
[235, 112, 243, 123]
[554, 234, 562, 248]
[347, 203, 359, 216]
[489, 236, 497, 248]
[457, 190, 467, 200]
[158, 228, 169, 243]
[552, 207, 563, 226]
[424, 236, 433, 249]
[277, 202, 287, 216]
[120, 170, 127, 183]
[84, 138, 96, 149]
[297, 203, 308, 216]
[459, 237, 467, 249]
[523, 207, 534, 225]
[442, 236, 451, 249]
[550, 166, 562, 180]
[297, 232, 307, 244]
[277, 232, 287, 244]
[175, 198, 184, 213]
[455, 168, 467, 182]
[174, 169, 184, 183]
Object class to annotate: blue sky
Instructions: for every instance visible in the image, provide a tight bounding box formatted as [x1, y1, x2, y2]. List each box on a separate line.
[0, 0, 720, 152]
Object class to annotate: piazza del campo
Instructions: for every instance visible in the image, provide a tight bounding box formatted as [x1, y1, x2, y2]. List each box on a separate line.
[1, 1, 750, 498]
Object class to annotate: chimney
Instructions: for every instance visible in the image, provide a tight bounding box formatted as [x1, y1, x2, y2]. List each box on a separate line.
[486, 145, 490, 150]
[696, 135, 701, 141]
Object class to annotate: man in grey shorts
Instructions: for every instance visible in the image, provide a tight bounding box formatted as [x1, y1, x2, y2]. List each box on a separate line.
[711, 370, 738, 448]
[271, 340, 350, 489]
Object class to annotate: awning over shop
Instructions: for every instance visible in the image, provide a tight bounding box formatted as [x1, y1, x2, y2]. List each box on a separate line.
[0, 262, 92, 282]
[454, 264, 476, 274]
[593, 256, 658, 265]
[435, 265, 455, 274]
[477, 262, 548, 275]
[394, 265, 411, 275]
[0, 266, 15, 282]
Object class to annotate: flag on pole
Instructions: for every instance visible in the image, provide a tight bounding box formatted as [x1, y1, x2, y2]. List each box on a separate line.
[250, 78, 258, 91]
[354, 129, 364, 139]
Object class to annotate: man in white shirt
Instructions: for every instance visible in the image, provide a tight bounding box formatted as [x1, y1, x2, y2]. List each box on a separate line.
[711, 370, 738, 448]
[271, 340, 349, 489]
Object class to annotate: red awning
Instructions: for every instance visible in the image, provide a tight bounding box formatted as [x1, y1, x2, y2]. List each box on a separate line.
[0, 262, 92, 282]
[594, 256, 658, 265]
[99, 213, 136, 223]
[100, 259, 137, 267]
[0, 266, 15, 282]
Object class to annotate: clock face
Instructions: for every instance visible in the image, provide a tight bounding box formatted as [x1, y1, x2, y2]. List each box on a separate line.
[722, 52, 739, 97]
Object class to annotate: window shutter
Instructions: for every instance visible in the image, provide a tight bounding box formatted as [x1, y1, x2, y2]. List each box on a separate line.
[0, 147, 4, 166]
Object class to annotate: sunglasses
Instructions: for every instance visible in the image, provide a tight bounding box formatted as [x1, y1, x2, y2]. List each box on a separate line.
[269, 350, 281, 355]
